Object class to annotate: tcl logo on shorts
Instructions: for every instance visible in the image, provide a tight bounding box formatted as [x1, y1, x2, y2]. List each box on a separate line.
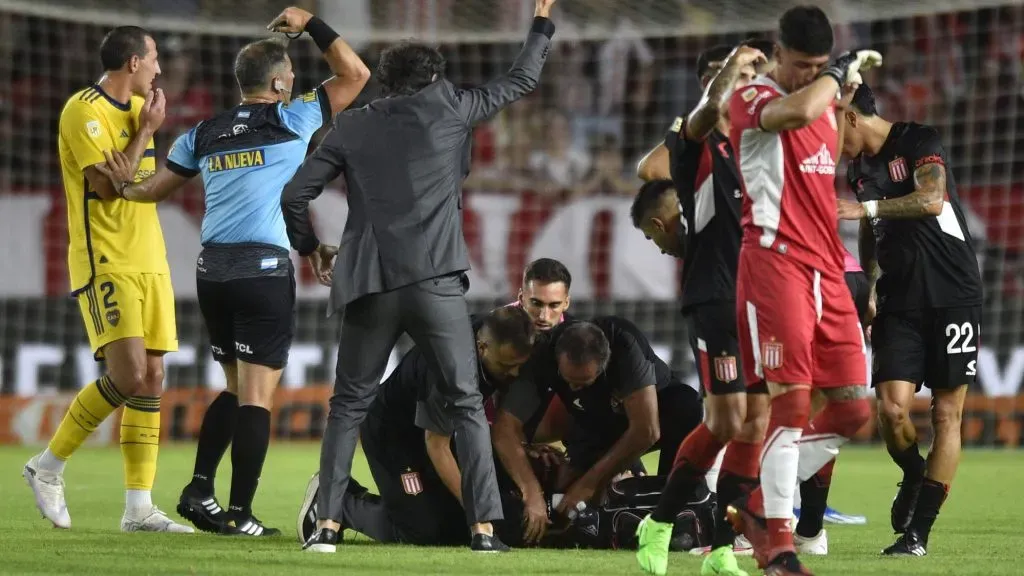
[210, 345, 225, 356]
[236, 342, 253, 354]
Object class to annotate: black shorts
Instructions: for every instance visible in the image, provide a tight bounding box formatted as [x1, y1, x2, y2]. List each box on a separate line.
[845, 271, 871, 324]
[871, 306, 980, 391]
[359, 413, 467, 546]
[686, 301, 747, 395]
[564, 383, 703, 477]
[197, 271, 296, 369]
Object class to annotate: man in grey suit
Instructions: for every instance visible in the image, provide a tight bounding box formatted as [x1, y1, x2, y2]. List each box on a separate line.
[281, 0, 557, 553]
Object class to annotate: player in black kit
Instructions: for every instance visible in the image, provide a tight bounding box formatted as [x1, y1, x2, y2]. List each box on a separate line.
[838, 83, 984, 557]
[492, 317, 704, 543]
[631, 43, 771, 576]
[296, 306, 536, 547]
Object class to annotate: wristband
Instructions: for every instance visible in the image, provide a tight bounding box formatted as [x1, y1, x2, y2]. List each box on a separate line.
[863, 200, 878, 219]
[304, 16, 340, 53]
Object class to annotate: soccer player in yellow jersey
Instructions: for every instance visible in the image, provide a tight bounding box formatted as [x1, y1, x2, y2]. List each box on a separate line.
[22, 26, 192, 533]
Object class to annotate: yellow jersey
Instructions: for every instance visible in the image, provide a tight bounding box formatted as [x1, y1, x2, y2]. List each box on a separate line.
[58, 84, 169, 294]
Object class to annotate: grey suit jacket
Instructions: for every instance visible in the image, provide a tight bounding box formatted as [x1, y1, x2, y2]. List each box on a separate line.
[282, 18, 555, 315]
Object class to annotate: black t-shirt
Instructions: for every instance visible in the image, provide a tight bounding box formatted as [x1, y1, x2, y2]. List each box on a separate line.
[501, 316, 681, 439]
[664, 119, 743, 310]
[371, 316, 492, 439]
[847, 122, 983, 311]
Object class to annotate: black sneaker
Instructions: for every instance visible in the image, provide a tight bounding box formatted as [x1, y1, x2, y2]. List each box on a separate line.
[176, 485, 226, 534]
[297, 472, 320, 544]
[882, 528, 927, 557]
[303, 527, 340, 553]
[221, 512, 281, 537]
[471, 533, 510, 553]
[890, 478, 923, 533]
[764, 551, 814, 575]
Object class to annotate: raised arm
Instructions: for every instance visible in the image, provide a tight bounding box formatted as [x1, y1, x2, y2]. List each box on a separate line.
[760, 50, 882, 133]
[281, 123, 345, 256]
[636, 143, 670, 182]
[685, 46, 766, 141]
[267, 7, 371, 116]
[455, 0, 556, 126]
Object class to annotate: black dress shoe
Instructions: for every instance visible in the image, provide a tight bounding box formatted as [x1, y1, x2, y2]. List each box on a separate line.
[471, 533, 510, 552]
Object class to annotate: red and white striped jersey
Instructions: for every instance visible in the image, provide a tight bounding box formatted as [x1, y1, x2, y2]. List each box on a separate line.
[728, 76, 847, 275]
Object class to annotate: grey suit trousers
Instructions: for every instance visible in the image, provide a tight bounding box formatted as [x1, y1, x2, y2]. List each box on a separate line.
[317, 273, 502, 527]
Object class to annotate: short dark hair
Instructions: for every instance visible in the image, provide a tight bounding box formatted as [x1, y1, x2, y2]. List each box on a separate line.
[100, 26, 152, 71]
[377, 42, 446, 96]
[234, 38, 289, 94]
[523, 258, 572, 290]
[555, 322, 611, 370]
[779, 6, 834, 57]
[851, 83, 878, 116]
[696, 45, 735, 82]
[480, 307, 536, 356]
[742, 38, 776, 59]
[630, 179, 675, 228]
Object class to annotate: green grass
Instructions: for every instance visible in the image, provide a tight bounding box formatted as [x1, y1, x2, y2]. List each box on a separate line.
[0, 444, 1021, 575]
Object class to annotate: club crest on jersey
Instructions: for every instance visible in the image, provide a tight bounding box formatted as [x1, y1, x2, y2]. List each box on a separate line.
[714, 355, 738, 383]
[106, 309, 120, 327]
[888, 157, 909, 182]
[86, 120, 102, 138]
[741, 87, 758, 102]
[669, 116, 683, 133]
[401, 471, 423, 496]
[762, 342, 783, 370]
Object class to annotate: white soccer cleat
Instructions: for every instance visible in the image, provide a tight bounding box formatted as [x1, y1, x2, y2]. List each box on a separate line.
[795, 529, 829, 555]
[23, 454, 71, 529]
[121, 506, 195, 533]
[733, 534, 754, 556]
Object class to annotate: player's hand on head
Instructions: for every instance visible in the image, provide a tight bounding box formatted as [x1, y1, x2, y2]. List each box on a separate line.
[837, 198, 866, 220]
[728, 45, 767, 68]
[837, 82, 861, 110]
[534, 0, 556, 18]
[267, 7, 314, 34]
[139, 88, 166, 133]
[822, 50, 883, 87]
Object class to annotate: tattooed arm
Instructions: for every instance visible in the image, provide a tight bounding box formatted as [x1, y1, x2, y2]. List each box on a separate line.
[685, 45, 766, 141]
[875, 161, 946, 218]
[858, 217, 880, 284]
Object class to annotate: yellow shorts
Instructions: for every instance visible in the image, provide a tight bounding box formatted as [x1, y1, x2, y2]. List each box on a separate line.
[76, 272, 178, 359]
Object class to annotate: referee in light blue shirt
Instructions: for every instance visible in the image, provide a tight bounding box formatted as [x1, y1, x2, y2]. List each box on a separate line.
[96, 6, 369, 537]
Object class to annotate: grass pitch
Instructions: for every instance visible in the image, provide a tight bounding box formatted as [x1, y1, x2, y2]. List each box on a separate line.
[0, 444, 1021, 575]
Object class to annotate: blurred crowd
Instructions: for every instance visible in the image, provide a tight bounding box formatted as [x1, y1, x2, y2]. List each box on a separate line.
[0, 2, 1021, 329]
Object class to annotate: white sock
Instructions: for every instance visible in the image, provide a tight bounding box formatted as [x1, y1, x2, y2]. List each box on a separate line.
[796, 433, 846, 483]
[36, 449, 67, 475]
[705, 447, 726, 492]
[126, 490, 153, 514]
[760, 426, 803, 520]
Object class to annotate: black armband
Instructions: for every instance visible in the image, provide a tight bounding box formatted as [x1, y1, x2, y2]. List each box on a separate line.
[530, 17, 556, 39]
[305, 16, 340, 53]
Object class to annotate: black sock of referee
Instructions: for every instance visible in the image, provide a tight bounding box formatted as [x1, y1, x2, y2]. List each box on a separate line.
[228, 405, 271, 518]
[189, 391, 238, 495]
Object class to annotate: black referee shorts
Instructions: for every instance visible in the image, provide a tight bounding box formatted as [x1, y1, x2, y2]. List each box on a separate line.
[871, 306, 980, 392]
[686, 301, 749, 395]
[197, 271, 296, 369]
[844, 270, 871, 324]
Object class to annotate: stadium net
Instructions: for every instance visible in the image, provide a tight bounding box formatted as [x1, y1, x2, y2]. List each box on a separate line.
[0, 0, 1022, 446]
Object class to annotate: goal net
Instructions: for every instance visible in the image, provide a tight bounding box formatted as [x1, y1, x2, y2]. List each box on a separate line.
[0, 0, 1021, 447]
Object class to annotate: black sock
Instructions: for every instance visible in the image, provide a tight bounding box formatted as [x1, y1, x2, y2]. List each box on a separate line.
[712, 474, 757, 549]
[190, 391, 238, 495]
[228, 405, 271, 518]
[908, 478, 948, 543]
[888, 442, 926, 480]
[652, 464, 703, 523]
[795, 476, 830, 538]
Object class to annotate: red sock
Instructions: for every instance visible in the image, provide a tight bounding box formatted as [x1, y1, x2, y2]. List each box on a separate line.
[722, 440, 762, 479]
[671, 423, 726, 473]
